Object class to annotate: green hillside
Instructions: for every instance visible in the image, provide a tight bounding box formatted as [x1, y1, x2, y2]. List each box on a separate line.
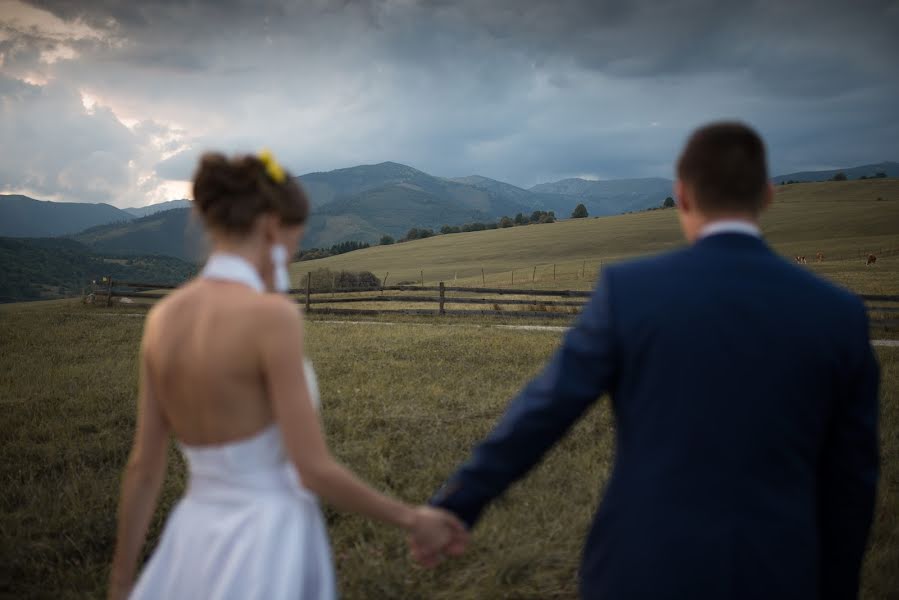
[0, 237, 195, 303]
[297, 162, 678, 248]
[73, 208, 207, 262]
[124, 199, 192, 218]
[291, 178, 899, 287]
[0, 195, 133, 237]
[300, 162, 533, 247]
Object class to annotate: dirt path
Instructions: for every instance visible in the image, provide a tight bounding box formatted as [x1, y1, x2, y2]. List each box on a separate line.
[63, 314, 899, 346]
[316, 319, 899, 345]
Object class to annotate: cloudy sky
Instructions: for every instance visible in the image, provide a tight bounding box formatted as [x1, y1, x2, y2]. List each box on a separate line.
[1, 0, 897, 207]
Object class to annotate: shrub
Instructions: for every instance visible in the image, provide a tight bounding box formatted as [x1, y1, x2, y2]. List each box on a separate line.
[571, 204, 589, 218]
[307, 268, 381, 291]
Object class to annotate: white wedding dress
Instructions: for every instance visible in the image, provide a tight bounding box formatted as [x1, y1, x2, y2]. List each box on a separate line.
[130, 254, 336, 599]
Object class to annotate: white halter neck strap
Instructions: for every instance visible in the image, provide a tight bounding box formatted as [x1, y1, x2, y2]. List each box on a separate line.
[201, 253, 266, 293]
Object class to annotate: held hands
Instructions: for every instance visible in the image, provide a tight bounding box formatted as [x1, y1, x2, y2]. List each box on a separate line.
[406, 506, 469, 568]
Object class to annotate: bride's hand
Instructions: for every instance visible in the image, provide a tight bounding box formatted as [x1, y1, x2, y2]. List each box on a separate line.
[406, 506, 469, 568]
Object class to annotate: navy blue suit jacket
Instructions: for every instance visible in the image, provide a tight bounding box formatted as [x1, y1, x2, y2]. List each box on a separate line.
[432, 233, 879, 600]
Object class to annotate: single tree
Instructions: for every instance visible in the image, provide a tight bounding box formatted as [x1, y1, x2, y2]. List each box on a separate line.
[380, 235, 394, 245]
[663, 196, 675, 208]
[571, 203, 589, 219]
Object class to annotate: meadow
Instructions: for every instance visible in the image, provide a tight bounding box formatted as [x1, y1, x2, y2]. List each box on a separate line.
[2, 178, 899, 598]
[291, 179, 899, 289]
[1, 302, 897, 599]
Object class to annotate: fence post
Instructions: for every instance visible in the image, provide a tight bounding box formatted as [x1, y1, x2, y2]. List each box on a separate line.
[106, 276, 113, 307]
[305, 273, 311, 312]
[482, 268, 485, 286]
[439, 281, 446, 315]
[421, 270, 424, 287]
[383, 272, 389, 289]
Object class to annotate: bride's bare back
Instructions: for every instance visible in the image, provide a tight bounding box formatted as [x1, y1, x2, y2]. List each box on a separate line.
[110, 152, 464, 600]
[144, 278, 286, 446]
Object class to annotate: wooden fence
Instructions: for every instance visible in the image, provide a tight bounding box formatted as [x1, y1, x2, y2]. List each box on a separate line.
[91, 277, 899, 330]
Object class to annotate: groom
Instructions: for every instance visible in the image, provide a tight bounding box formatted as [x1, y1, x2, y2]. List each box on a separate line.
[424, 122, 880, 599]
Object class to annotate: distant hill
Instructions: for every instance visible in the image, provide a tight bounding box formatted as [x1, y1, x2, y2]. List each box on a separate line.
[299, 162, 533, 247]
[0, 236, 195, 303]
[772, 161, 899, 184]
[0, 195, 133, 237]
[450, 175, 576, 214]
[73, 208, 207, 262]
[124, 199, 192, 218]
[529, 177, 674, 215]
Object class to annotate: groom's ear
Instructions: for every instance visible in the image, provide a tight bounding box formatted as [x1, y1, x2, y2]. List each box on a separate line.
[675, 179, 690, 214]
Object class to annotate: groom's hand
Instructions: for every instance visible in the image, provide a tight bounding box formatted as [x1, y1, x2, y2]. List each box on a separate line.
[407, 506, 469, 568]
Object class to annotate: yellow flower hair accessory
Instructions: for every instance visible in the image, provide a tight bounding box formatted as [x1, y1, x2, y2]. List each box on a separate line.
[258, 148, 286, 184]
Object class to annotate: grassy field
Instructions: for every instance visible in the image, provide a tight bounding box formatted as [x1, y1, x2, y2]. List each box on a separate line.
[0, 301, 897, 599]
[291, 179, 899, 288]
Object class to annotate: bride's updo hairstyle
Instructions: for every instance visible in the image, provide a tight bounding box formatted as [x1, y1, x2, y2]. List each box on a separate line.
[193, 152, 310, 234]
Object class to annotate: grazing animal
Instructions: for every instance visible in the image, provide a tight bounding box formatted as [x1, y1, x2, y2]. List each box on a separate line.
[866, 254, 877, 266]
[816, 252, 824, 263]
[795, 256, 807, 264]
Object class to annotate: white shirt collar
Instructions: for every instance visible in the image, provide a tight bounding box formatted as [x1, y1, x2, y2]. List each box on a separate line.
[200, 253, 266, 293]
[699, 219, 762, 240]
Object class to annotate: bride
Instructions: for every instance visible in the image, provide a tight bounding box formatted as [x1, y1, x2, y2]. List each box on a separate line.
[108, 151, 467, 600]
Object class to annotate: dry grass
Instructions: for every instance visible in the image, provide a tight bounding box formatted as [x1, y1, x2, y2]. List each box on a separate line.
[291, 179, 899, 287]
[0, 303, 897, 599]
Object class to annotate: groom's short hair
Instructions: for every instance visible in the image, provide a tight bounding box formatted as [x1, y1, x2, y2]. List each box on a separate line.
[677, 122, 769, 215]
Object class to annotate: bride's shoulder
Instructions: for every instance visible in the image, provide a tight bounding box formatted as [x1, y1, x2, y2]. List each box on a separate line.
[252, 294, 303, 328]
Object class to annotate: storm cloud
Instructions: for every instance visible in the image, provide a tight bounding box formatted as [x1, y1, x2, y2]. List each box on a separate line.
[1, 0, 897, 206]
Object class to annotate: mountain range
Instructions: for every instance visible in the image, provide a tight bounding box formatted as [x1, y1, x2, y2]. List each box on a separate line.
[0, 195, 131, 237]
[124, 199, 192, 218]
[1, 160, 895, 262]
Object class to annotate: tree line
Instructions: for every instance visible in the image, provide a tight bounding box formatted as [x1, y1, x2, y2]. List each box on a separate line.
[386, 209, 561, 244]
[297, 240, 370, 261]
[780, 171, 887, 185]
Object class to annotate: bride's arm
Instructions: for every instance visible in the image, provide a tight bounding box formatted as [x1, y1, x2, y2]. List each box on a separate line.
[108, 327, 170, 599]
[259, 298, 467, 559]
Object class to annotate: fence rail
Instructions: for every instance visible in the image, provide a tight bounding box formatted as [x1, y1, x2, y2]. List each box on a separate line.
[89, 277, 899, 330]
